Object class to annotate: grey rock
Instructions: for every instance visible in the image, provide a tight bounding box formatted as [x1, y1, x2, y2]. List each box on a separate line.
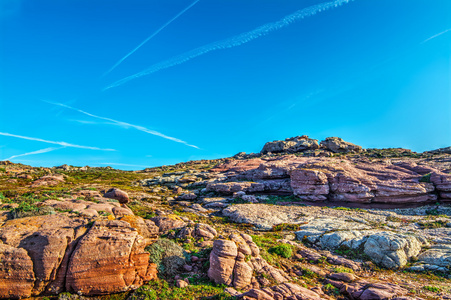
[363, 232, 421, 269]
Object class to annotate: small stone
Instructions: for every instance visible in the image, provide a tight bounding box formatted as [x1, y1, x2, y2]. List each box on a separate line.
[183, 264, 193, 272]
[176, 279, 188, 288]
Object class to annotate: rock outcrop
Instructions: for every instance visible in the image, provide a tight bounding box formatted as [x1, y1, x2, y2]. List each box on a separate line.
[0, 201, 158, 298]
[209, 156, 450, 204]
[261, 135, 319, 154]
[320, 137, 362, 153]
[208, 234, 289, 290]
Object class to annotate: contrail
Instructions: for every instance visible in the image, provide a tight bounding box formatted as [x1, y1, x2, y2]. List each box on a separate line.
[0, 132, 116, 151]
[4, 147, 62, 161]
[421, 28, 451, 44]
[102, 0, 200, 77]
[104, 0, 354, 90]
[45, 101, 200, 149]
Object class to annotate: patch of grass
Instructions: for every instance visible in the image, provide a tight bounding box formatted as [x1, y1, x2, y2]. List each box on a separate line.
[417, 220, 448, 229]
[129, 279, 233, 300]
[264, 195, 304, 205]
[423, 285, 441, 293]
[332, 206, 367, 213]
[268, 244, 293, 258]
[11, 202, 55, 218]
[333, 266, 354, 273]
[272, 223, 300, 231]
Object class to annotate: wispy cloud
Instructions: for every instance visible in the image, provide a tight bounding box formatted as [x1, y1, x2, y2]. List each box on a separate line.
[0, 132, 116, 151]
[103, 0, 200, 77]
[45, 101, 200, 149]
[104, 0, 354, 90]
[98, 162, 151, 168]
[4, 147, 62, 161]
[421, 28, 451, 44]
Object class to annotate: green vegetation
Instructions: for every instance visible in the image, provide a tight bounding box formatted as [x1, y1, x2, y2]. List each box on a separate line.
[272, 223, 300, 231]
[333, 266, 354, 273]
[417, 220, 448, 229]
[419, 173, 432, 183]
[147, 238, 186, 278]
[332, 206, 367, 213]
[129, 279, 232, 300]
[268, 244, 294, 258]
[423, 285, 441, 293]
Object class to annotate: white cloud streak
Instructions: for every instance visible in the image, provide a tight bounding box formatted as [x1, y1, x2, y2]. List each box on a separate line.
[45, 101, 200, 149]
[103, 0, 200, 77]
[0, 132, 116, 151]
[421, 28, 451, 44]
[4, 147, 62, 161]
[104, 0, 354, 90]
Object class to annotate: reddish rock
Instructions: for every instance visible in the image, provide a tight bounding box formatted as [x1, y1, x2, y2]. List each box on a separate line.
[66, 220, 157, 295]
[31, 175, 65, 187]
[150, 216, 186, 233]
[0, 214, 157, 298]
[208, 235, 289, 290]
[104, 188, 130, 204]
[210, 156, 445, 204]
[320, 136, 362, 153]
[206, 182, 265, 194]
[0, 243, 35, 299]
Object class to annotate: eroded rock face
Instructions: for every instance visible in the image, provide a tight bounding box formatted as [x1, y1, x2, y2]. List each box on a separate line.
[211, 156, 446, 204]
[363, 232, 421, 269]
[0, 209, 158, 298]
[66, 220, 157, 295]
[208, 235, 289, 290]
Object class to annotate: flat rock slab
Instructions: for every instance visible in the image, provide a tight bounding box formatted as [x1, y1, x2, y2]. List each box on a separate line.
[222, 204, 311, 230]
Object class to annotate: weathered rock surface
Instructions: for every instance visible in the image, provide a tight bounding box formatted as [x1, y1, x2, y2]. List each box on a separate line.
[208, 235, 289, 290]
[261, 135, 320, 154]
[223, 204, 309, 230]
[210, 156, 447, 204]
[66, 220, 157, 295]
[0, 209, 158, 298]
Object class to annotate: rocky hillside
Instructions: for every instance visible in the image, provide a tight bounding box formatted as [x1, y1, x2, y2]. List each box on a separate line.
[0, 135, 450, 300]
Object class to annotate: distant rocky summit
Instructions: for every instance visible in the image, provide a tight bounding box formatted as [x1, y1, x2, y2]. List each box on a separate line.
[260, 135, 362, 155]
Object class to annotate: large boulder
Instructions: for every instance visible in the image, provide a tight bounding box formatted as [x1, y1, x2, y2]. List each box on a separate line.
[0, 212, 157, 298]
[261, 135, 319, 154]
[66, 220, 157, 295]
[363, 232, 422, 269]
[320, 137, 362, 153]
[208, 234, 289, 290]
[103, 188, 130, 204]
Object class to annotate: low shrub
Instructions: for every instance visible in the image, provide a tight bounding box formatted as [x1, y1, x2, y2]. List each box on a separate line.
[147, 238, 186, 277]
[268, 244, 293, 258]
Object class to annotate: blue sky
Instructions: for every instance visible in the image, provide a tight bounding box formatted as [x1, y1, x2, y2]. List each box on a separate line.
[0, 0, 450, 170]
